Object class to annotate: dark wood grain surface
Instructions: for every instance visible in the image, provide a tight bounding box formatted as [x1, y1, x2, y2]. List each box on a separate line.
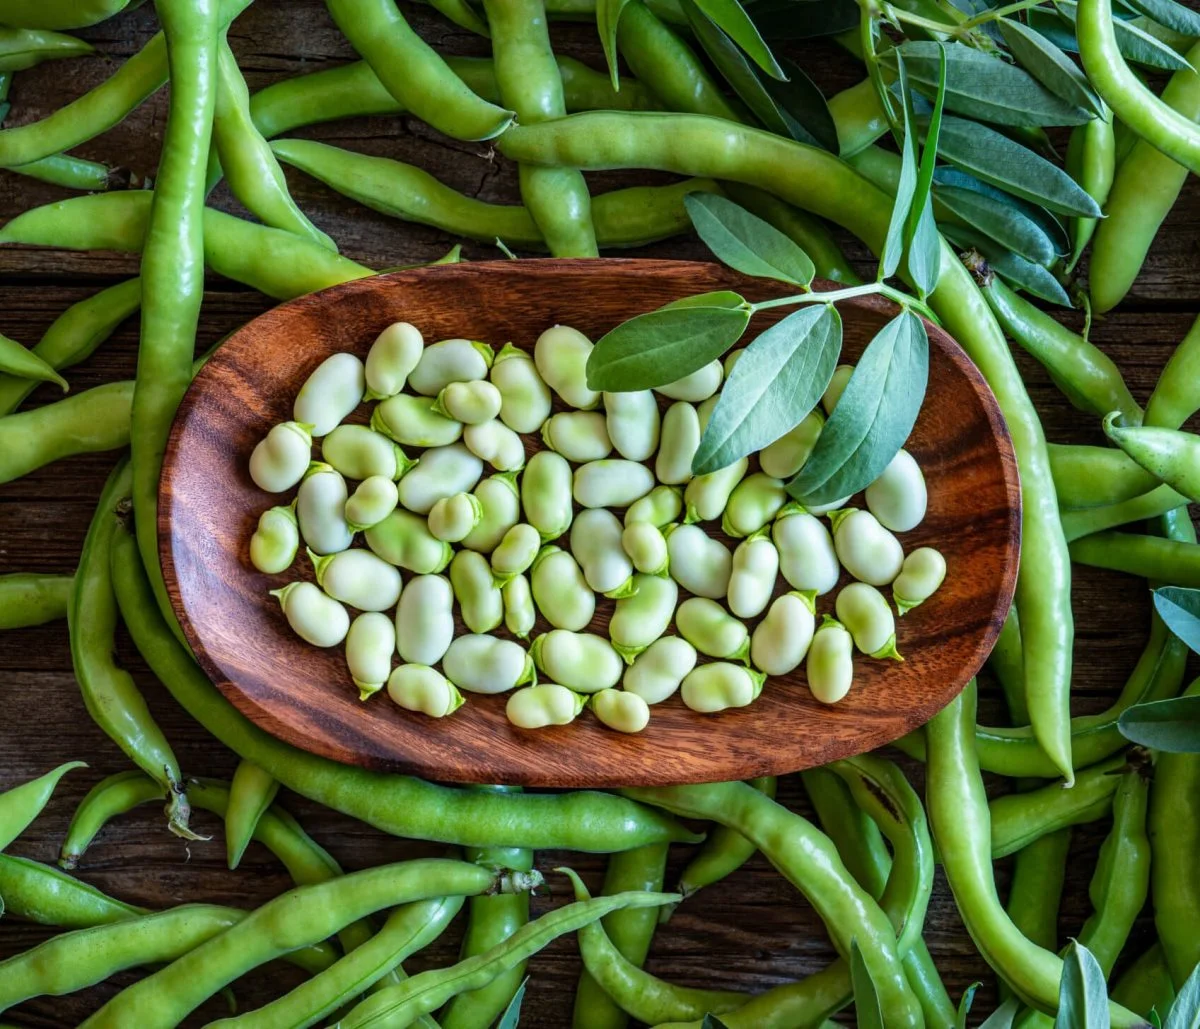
[0, 2, 1193, 1025]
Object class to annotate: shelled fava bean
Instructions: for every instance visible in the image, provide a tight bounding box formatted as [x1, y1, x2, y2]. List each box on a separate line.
[248, 326, 944, 732]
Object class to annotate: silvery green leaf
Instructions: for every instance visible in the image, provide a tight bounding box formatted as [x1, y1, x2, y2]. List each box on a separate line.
[851, 939, 885, 1029]
[691, 0, 784, 77]
[980, 998, 1022, 1029]
[789, 311, 929, 505]
[905, 41, 946, 297]
[957, 983, 981, 1029]
[1153, 586, 1200, 653]
[934, 166, 1070, 255]
[685, 193, 815, 285]
[1056, 1, 1194, 70]
[880, 54, 919, 280]
[998, 17, 1105, 118]
[597, 0, 635, 90]
[1118, 695, 1200, 753]
[935, 183, 1060, 264]
[1054, 940, 1109, 1029]
[496, 978, 528, 1029]
[942, 223, 1072, 306]
[906, 200, 942, 297]
[881, 41, 1092, 127]
[1120, 0, 1200, 39]
[1163, 957, 1200, 1028]
[693, 303, 841, 475]
[761, 56, 839, 152]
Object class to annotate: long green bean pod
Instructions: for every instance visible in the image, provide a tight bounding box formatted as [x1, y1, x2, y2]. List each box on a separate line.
[0, 852, 147, 927]
[1060, 483, 1188, 542]
[224, 759, 279, 870]
[1145, 314, 1200, 429]
[1070, 532, 1200, 587]
[0, 0, 132, 29]
[60, 769, 172, 869]
[989, 606, 1024, 713]
[1111, 944, 1175, 1018]
[0, 572, 72, 629]
[676, 777, 774, 902]
[1049, 443, 1156, 510]
[0, 761, 84, 852]
[1104, 415, 1200, 505]
[1065, 106, 1114, 268]
[9, 152, 115, 191]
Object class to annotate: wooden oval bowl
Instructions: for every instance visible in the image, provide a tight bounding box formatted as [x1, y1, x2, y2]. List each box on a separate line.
[160, 259, 1020, 787]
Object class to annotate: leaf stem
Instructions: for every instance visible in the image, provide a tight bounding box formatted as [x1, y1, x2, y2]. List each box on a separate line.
[749, 283, 941, 326]
[859, 2, 902, 136]
[960, 0, 1044, 29]
[879, 2, 963, 37]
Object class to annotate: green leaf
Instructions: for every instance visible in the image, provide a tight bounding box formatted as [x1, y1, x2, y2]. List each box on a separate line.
[998, 17, 1105, 119]
[851, 939, 885, 1029]
[1054, 940, 1109, 1029]
[700, 1016, 732, 1029]
[586, 303, 751, 391]
[597, 0, 634, 90]
[1124, 0, 1200, 37]
[905, 41, 946, 297]
[935, 166, 1070, 255]
[935, 184, 1060, 265]
[881, 41, 1092, 128]
[1153, 586, 1200, 653]
[933, 115, 1102, 217]
[1118, 695, 1200, 753]
[685, 193, 815, 285]
[789, 311, 929, 505]
[691, 0, 785, 78]
[1164, 957, 1200, 1029]
[1151, 1008, 1165, 1029]
[496, 978, 528, 1029]
[1056, 1, 1194, 71]
[748, 0, 859, 39]
[943, 223, 1073, 305]
[957, 983, 981, 1029]
[760, 56, 840, 152]
[693, 303, 841, 475]
[662, 289, 749, 311]
[980, 998, 1022, 1029]
[880, 54, 919, 280]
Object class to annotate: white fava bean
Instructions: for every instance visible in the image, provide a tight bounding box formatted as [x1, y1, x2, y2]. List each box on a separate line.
[531, 630, 623, 693]
[428, 492, 483, 543]
[680, 662, 765, 713]
[697, 394, 719, 432]
[395, 574, 455, 665]
[723, 349, 743, 377]
[750, 591, 816, 675]
[365, 321, 424, 400]
[534, 324, 599, 410]
[821, 364, 854, 415]
[521, 451, 573, 540]
[592, 689, 651, 733]
[503, 573, 536, 638]
[541, 412, 612, 462]
[387, 664, 464, 717]
[804, 495, 853, 516]
[831, 508, 904, 586]
[345, 476, 399, 531]
[398, 443, 483, 515]
[270, 581, 349, 647]
[656, 359, 723, 402]
[433, 380, 502, 425]
[464, 419, 526, 472]
[461, 473, 521, 553]
[675, 597, 750, 662]
[722, 473, 786, 537]
[407, 338, 494, 397]
[772, 505, 840, 596]
[684, 457, 748, 523]
[250, 503, 299, 574]
[665, 524, 731, 600]
[621, 520, 669, 577]
[759, 409, 824, 479]
[573, 460, 655, 509]
[443, 634, 535, 694]
[655, 402, 700, 486]
[836, 582, 901, 660]
[311, 547, 402, 611]
[570, 508, 635, 597]
[622, 636, 696, 704]
[506, 684, 586, 728]
[727, 533, 780, 619]
[609, 573, 677, 662]
[865, 449, 927, 533]
[530, 546, 595, 631]
[490, 343, 552, 433]
[364, 509, 453, 574]
[294, 353, 365, 437]
[625, 485, 683, 528]
[321, 424, 415, 482]
[345, 612, 396, 700]
[491, 523, 542, 585]
[603, 390, 660, 461]
[296, 464, 353, 556]
[450, 549, 503, 633]
[807, 616, 854, 704]
[250, 421, 313, 493]
[893, 547, 946, 615]
[371, 394, 463, 448]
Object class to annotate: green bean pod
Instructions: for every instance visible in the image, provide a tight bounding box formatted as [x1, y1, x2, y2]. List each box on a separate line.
[224, 760, 279, 870]
[0, 852, 147, 927]
[1061, 482, 1187, 543]
[1065, 106, 1115, 268]
[1145, 314, 1200, 431]
[675, 777, 775, 903]
[0, 0, 132, 29]
[1111, 944, 1175, 1019]
[0, 330, 67, 390]
[0, 761, 84, 853]
[1048, 443, 1156, 510]
[1104, 412, 1200, 504]
[0, 572, 72, 630]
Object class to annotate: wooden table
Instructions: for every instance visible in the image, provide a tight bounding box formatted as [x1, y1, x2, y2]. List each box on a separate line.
[0, 3, 1194, 1024]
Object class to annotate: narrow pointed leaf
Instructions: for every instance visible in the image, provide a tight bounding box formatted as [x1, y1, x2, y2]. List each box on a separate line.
[980, 998, 1022, 1029]
[935, 184, 1060, 264]
[496, 979, 528, 1029]
[850, 939, 885, 1029]
[685, 193, 815, 285]
[748, 0, 859, 39]
[1118, 695, 1200, 752]
[691, 0, 785, 78]
[1056, 1, 1194, 70]
[1153, 586, 1200, 653]
[586, 304, 751, 390]
[789, 311, 929, 505]
[905, 41, 946, 297]
[943, 224, 1072, 305]
[761, 56, 840, 152]
[1124, 0, 1200, 36]
[693, 303, 841, 474]
[956, 983, 980, 1029]
[906, 200, 941, 297]
[998, 17, 1104, 118]
[881, 55, 919, 280]
[1163, 958, 1200, 1029]
[663, 289, 749, 311]
[1054, 940, 1109, 1029]
[934, 166, 1070, 255]
[597, 0, 634, 90]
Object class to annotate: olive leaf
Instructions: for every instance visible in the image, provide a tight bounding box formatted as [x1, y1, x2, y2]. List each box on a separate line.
[495, 978, 528, 1029]
[997, 17, 1105, 118]
[690, 0, 784, 78]
[692, 303, 841, 475]
[586, 301, 752, 391]
[850, 939, 885, 1029]
[1153, 585, 1200, 653]
[956, 983, 980, 1029]
[1118, 695, 1200, 753]
[880, 41, 1092, 127]
[747, 0, 859, 39]
[942, 224, 1072, 306]
[979, 998, 1022, 1029]
[596, 0, 635, 90]
[1150, 1010, 1164, 1029]
[935, 166, 1070, 255]
[1164, 959, 1200, 1029]
[879, 54, 920, 281]
[789, 310, 929, 506]
[662, 289, 750, 311]
[935, 183, 1061, 265]
[1055, 1, 1194, 71]
[932, 115, 1102, 217]
[1124, 0, 1200, 37]
[1054, 940, 1109, 1029]
[904, 41, 947, 298]
[760, 56, 839, 152]
[684, 193, 815, 286]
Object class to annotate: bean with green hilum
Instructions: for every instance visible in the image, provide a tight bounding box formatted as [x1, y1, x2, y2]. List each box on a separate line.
[246, 321, 937, 725]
